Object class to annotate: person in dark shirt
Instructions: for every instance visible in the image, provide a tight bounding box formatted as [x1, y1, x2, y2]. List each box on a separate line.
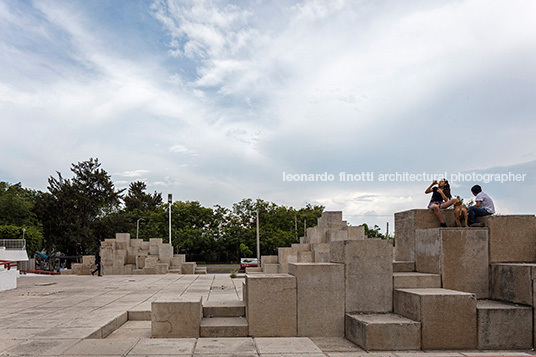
[91, 251, 102, 276]
[425, 179, 458, 227]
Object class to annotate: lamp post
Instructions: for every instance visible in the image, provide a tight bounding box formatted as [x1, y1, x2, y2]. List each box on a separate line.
[136, 218, 145, 240]
[168, 194, 172, 246]
[22, 228, 26, 240]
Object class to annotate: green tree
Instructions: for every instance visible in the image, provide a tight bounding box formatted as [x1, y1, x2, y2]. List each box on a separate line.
[0, 182, 40, 227]
[123, 181, 162, 212]
[362, 223, 385, 239]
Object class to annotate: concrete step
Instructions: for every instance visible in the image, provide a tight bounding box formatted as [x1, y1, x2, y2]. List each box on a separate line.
[394, 288, 477, 350]
[195, 267, 207, 274]
[168, 268, 181, 274]
[203, 301, 246, 317]
[393, 261, 415, 272]
[200, 317, 248, 337]
[491, 263, 536, 305]
[477, 299, 532, 350]
[393, 272, 441, 289]
[345, 313, 421, 351]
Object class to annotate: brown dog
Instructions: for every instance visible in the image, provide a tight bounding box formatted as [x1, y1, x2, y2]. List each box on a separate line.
[454, 201, 468, 227]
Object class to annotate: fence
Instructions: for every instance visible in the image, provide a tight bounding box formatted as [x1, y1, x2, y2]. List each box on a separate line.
[0, 239, 26, 250]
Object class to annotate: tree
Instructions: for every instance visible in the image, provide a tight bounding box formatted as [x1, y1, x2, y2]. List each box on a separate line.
[0, 182, 40, 227]
[35, 158, 123, 255]
[123, 181, 162, 211]
[362, 223, 385, 239]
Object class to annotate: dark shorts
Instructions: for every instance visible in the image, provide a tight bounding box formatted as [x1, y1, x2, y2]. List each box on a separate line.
[428, 201, 443, 209]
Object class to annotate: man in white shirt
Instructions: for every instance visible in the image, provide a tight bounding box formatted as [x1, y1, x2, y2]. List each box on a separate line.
[468, 185, 495, 227]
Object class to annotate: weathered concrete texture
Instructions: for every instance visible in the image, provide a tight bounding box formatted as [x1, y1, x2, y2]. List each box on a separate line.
[394, 288, 477, 350]
[262, 263, 279, 274]
[181, 262, 196, 274]
[149, 238, 162, 255]
[347, 225, 365, 240]
[477, 299, 532, 350]
[158, 243, 173, 264]
[261, 255, 278, 265]
[317, 211, 343, 228]
[491, 263, 536, 306]
[288, 263, 345, 337]
[393, 272, 441, 289]
[307, 227, 329, 244]
[393, 261, 415, 272]
[312, 243, 330, 262]
[278, 247, 298, 274]
[345, 313, 421, 351]
[170, 254, 185, 267]
[479, 215, 536, 263]
[394, 209, 456, 261]
[331, 239, 393, 313]
[151, 296, 202, 338]
[415, 228, 489, 298]
[245, 274, 297, 337]
[200, 316, 248, 337]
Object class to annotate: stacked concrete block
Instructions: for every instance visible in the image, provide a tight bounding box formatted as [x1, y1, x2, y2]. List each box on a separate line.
[306, 227, 329, 244]
[491, 263, 536, 306]
[394, 209, 456, 261]
[124, 264, 134, 275]
[278, 247, 298, 274]
[330, 239, 393, 313]
[317, 211, 344, 228]
[288, 263, 345, 337]
[478, 215, 536, 263]
[245, 274, 297, 337]
[346, 313, 421, 351]
[171, 254, 186, 267]
[477, 299, 532, 349]
[181, 262, 196, 274]
[151, 297, 202, 338]
[347, 225, 365, 240]
[130, 239, 142, 249]
[140, 241, 150, 251]
[394, 288, 477, 350]
[262, 264, 279, 273]
[327, 230, 348, 242]
[261, 255, 278, 265]
[115, 233, 130, 249]
[297, 250, 314, 262]
[415, 228, 489, 298]
[311, 243, 330, 262]
[136, 255, 146, 269]
[158, 243, 173, 264]
[149, 238, 162, 255]
[156, 263, 169, 274]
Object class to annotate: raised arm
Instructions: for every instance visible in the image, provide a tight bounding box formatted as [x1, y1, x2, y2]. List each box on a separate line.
[425, 181, 436, 194]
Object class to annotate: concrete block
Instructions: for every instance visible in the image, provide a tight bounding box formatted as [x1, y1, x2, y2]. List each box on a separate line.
[151, 297, 202, 338]
[262, 263, 279, 274]
[288, 263, 345, 337]
[245, 267, 262, 273]
[394, 288, 477, 350]
[104, 238, 116, 247]
[133, 268, 144, 275]
[126, 247, 138, 264]
[158, 243, 173, 264]
[415, 228, 489, 298]
[82, 255, 95, 266]
[278, 247, 298, 274]
[102, 265, 113, 275]
[394, 209, 456, 261]
[297, 251, 314, 263]
[145, 256, 158, 268]
[170, 255, 185, 267]
[181, 262, 196, 274]
[491, 263, 536, 305]
[112, 263, 125, 275]
[393, 261, 415, 272]
[393, 272, 441, 289]
[261, 255, 278, 265]
[477, 299, 532, 349]
[327, 230, 348, 242]
[306, 227, 329, 244]
[143, 267, 156, 274]
[124, 264, 134, 275]
[149, 238, 163, 255]
[291, 243, 311, 251]
[330, 239, 393, 313]
[317, 211, 343, 228]
[346, 313, 421, 351]
[72, 264, 82, 275]
[200, 316, 248, 337]
[156, 263, 169, 274]
[116, 232, 131, 243]
[140, 241, 150, 250]
[114, 249, 127, 264]
[130, 239, 142, 249]
[479, 215, 536, 263]
[347, 225, 365, 240]
[245, 274, 297, 337]
[312, 243, 330, 262]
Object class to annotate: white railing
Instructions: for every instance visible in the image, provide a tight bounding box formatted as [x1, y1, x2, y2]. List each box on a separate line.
[0, 239, 26, 250]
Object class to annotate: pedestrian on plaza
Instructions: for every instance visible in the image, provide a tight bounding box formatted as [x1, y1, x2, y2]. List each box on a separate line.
[91, 251, 102, 276]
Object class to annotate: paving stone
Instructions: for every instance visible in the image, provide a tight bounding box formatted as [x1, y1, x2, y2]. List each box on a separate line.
[63, 338, 139, 355]
[3, 338, 80, 356]
[194, 337, 257, 354]
[127, 338, 196, 355]
[255, 337, 323, 354]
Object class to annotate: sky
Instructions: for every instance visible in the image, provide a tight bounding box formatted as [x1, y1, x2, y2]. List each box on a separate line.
[1, 0, 535, 232]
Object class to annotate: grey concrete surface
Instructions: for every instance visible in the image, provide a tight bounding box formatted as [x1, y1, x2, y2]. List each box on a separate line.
[1, 274, 535, 356]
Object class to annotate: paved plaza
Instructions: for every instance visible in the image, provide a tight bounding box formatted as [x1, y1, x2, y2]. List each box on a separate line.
[0, 274, 535, 356]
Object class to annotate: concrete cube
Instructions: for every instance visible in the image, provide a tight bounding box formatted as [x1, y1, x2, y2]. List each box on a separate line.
[136, 255, 146, 269]
[170, 255, 185, 267]
[126, 247, 138, 264]
[415, 228, 489, 298]
[278, 247, 298, 274]
[312, 243, 330, 263]
[306, 227, 329, 244]
[144, 256, 158, 268]
[261, 255, 278, 265]
[151, 297, 202, 338]
[327, 230, 348, 242]
[479, 215, 536, 263]
[181, 262, 196, 274]
[297, 251, 314, 263]
[245, 274, 297, 337]
[347, 225, 365, 240]
[288, 263, 344, 337]
[130, 239, 142, 249]
[124, 264, 134, 275]
[140, 241, 150, 250]
[82, 255, 95, 266]
[394, 288, 477, 350]
[331, 239, 393, 313]
[158, 243, 173, 264]
[262, 263, 279, 274]
[477, 299, 532, 349]
[491, 263, 536, 305]
[394, 209, 456, 261]
[149, 238, 162, 255]
[143, 267, 156, 274]
[346, 313, 421, 351]
[156, 263, 169, 274]
[317, 211, 343, 228]
[113, 249, 127, 264]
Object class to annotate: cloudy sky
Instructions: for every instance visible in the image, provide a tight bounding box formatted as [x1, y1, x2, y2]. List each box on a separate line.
[1, 0, 535, 231]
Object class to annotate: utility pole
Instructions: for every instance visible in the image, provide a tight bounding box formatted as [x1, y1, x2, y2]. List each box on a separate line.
[168, 194, 172, 246]
[295, 215, 298, 240]
[136, 218, 145, 239]
[256, 209, 260, 262]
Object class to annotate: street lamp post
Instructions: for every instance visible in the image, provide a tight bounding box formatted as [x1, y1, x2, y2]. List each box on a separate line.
[136, 218, 145, 240]
[22, 228, 26, 240]
[168, 194, 172, 246]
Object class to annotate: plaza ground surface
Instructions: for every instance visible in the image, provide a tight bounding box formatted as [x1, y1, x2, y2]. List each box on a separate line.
[0, 274, 535, 357]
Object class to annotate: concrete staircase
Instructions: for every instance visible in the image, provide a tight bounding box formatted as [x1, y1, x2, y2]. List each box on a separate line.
[200, 301, 248, 337]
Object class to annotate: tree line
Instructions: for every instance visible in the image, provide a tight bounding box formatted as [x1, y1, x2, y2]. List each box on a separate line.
[1, 158, 325, 262]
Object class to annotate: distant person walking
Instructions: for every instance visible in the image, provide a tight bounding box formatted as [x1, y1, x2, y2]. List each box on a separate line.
[425, 179, 458, 227]
[91, 251, 102, 276]
[468, 185, 495, 227]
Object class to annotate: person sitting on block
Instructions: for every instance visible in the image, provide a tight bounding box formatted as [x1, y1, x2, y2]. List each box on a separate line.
[425, 179, 458, 227]
[468, 185, 495, 227]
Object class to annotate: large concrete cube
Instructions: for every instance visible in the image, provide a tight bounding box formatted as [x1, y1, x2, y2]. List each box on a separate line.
[479, 215, 536, 263]
[331, 239, 393, 313]
[261, 255, 278, 265]
[144, 256, 158, 269]
[312, 243, 330, 263]
[262, 263, 279, 274]
[306, 227, 329, 244]
[278, 247, 298, 274]
[151, 297, 202, 338]
[394, 209, 456, 261]
[327, 230, 348, 242]
[394, 288, 477, 350]
[181, 262, 196, 274]
[347, 225, 365, 240]
[149, 238, 163, 255]
[288, 263, 344, 337]
[245, 274, 297, 337]
[491, 263, 536, 305]
[477, 299, 532, 349]
[415, 228, 489, 298]
[170, 255, 185, 267]
[158, 243, 173, 264]
[317, 211, 343, 228]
